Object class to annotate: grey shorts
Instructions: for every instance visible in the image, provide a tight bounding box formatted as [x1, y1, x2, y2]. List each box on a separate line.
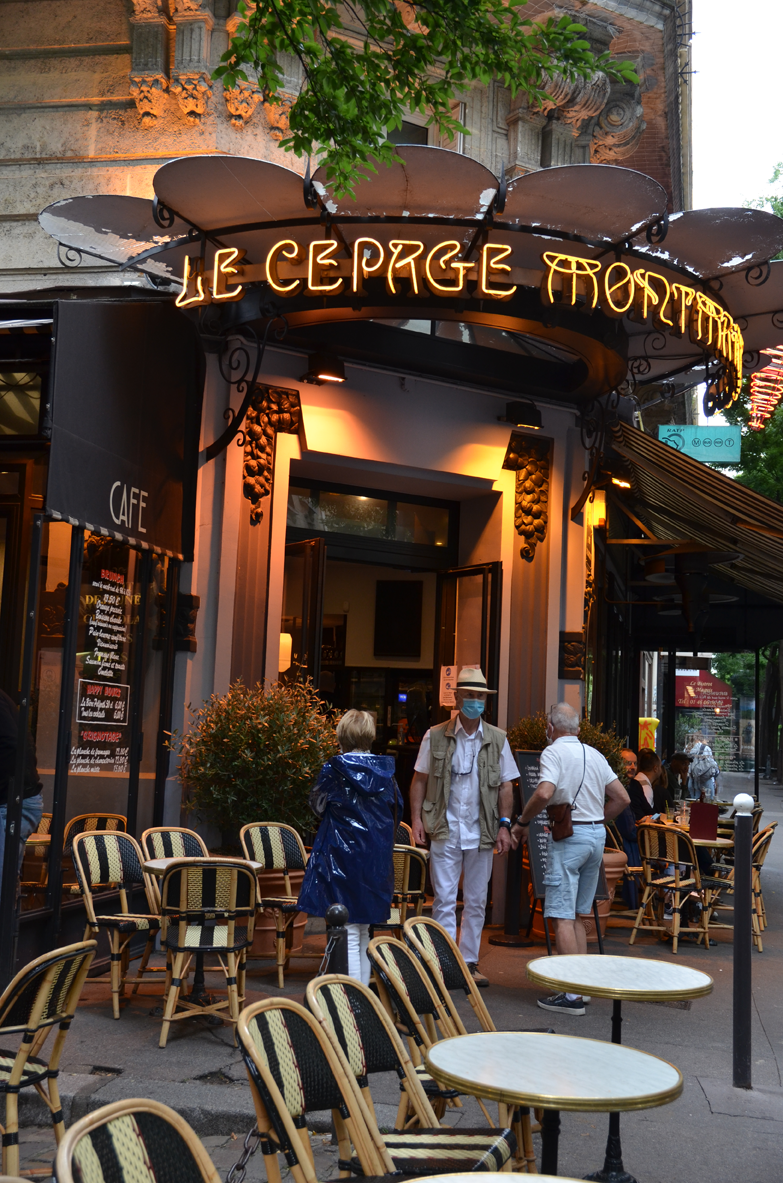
[543, 824, 606, 919]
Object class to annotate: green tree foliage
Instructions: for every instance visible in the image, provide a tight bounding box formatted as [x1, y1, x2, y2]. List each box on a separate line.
[216, 1, 639, 194]
[747, 162, 783, 255]
[721, 379, 783, 503]
[711, 651, 766, 698]
[507, 713, 627, 783]
[175, 679, 339, 836]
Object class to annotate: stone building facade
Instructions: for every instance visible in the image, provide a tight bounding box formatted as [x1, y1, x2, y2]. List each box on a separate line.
[1, 0, 691, 293]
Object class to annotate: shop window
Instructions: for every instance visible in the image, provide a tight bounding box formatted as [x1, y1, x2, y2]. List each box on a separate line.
[387, 120, 428, 145]
[0, 372, 43, 436]
[395, 502, 449, 547]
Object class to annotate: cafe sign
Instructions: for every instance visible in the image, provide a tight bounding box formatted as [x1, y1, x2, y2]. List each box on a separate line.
[176, 241, 745, 403]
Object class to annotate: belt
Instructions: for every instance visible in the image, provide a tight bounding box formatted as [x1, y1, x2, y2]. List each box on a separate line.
[572, 819, 604, 825]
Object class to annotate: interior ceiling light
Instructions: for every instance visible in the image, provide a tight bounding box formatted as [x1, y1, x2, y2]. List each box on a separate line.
[611, 477, 631, 488]
[301, 351, 345, 385]
[497, 400, 542, 429]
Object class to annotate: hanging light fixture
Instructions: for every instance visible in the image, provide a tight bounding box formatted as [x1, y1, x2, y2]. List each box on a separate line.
[497, 400, 542, 429]
[301, 351, 346, 385]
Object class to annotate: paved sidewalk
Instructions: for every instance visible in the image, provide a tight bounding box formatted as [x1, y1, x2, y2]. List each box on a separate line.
[15, 778, 783, 1183]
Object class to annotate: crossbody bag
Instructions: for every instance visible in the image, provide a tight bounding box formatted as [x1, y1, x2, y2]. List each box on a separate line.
[546, 743, 586, 842]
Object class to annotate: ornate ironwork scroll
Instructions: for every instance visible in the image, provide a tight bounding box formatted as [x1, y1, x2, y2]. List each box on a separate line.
[502, 433, 552, 561]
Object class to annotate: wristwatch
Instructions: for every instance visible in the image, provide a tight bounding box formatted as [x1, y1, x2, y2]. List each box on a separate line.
[498, 817, 512, 832]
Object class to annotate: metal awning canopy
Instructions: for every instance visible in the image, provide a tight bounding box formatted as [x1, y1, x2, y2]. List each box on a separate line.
[605, 422, 783, 649]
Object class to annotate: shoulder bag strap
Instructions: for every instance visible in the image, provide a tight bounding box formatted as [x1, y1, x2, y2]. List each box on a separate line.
[570, 744, 587, 810]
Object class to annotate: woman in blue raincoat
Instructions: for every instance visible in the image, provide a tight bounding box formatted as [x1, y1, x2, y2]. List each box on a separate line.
[298, 709, 403, 984]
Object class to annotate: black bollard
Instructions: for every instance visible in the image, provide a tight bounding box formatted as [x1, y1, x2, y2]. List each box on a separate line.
[733, 794, 754, 1090]
[325, 903, 349, 975]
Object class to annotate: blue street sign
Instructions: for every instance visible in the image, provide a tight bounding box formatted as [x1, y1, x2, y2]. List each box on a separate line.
[657, 424, 741, 464]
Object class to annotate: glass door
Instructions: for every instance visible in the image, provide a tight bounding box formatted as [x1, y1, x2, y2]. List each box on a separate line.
[434, 562, 502, 724]
[280, 538, 326, 685]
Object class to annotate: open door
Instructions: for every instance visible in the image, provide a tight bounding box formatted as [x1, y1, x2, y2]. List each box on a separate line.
[281, 538, 326, 685]
[433, 562, 502, 724]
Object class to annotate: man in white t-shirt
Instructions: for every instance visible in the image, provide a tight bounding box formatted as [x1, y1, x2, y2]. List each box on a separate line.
[511, 702, 628, 1016]
[409, 668, 517, 987]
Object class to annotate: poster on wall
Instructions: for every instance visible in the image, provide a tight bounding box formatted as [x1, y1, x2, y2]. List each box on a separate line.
[69, 539, 137, 776]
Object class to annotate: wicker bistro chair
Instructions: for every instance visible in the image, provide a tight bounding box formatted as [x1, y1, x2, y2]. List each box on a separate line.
[72, 833, 162, 1019]
[371, 846, 429, 935]
[367, 935, 498, 1124]
[708, 823, 777, 951]
[402, 918, 538, 1171]
[306, 976, 520, 1172]
[54, 1098, 222, 1183]
[62, 814, 128, 898]
[158, 858, 256, 1048]
[238, 998, 516, 1183]
[140, 827, 209, 911]
[0, 940, 96, 1175]
[19, 813, 53, 909]
[629, 823, 726, 954]
[239, 822, 321, 989]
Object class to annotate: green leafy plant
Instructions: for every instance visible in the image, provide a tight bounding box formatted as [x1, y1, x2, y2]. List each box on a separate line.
[508, 713, 627, 783]
[175, 679, 339, 836]
[215, 1, 639, 195]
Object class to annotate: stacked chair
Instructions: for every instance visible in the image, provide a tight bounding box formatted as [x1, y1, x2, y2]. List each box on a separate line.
[707, 821, 777, 952]
[0, 940, 96, 1175]
[237, 997, 516, 1181]
[240, 822, 319, 988]
[72, 831, 162, 1018]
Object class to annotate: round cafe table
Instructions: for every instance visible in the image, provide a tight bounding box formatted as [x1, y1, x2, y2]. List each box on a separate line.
[424, 1031, 682, 1178]
[527, 955, 711, 1183]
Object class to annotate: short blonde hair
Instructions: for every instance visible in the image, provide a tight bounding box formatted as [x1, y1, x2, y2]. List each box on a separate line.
[336, 709, 376, 752]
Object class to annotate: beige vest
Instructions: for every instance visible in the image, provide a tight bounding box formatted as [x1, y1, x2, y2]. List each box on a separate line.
[422, 717, 508, 850]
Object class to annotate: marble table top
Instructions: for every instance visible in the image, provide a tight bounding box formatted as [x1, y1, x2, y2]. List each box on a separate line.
[143, 856, 264, 875]
[526, 954, 713, 1001]
[691, 836, 734, 848]
[405, 1176, 583, 1183]
[425, 1031, 683, 1112]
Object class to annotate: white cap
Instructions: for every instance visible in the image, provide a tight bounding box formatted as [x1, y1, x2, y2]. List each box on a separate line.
[733, 793, 755, 815]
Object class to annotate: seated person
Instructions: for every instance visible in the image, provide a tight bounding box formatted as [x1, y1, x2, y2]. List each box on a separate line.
[627, 748, 662, 821]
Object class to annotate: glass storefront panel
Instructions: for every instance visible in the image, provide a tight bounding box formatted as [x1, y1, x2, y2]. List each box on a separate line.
[0, 371, 43, 436]
[395, 502, 449, 547]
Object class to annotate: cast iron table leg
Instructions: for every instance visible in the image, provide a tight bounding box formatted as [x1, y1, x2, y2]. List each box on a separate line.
[584, 1000, 638, 1183]
[185, 952, 213, 1006]
[540, 1109, 560, 1176]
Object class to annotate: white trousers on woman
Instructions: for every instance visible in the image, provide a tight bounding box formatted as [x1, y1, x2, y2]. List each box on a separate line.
[429, 837, 494, 965]
[346, 923, 371, 985]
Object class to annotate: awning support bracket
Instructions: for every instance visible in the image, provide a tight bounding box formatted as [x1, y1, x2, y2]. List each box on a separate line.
[204, 315, 288, 463]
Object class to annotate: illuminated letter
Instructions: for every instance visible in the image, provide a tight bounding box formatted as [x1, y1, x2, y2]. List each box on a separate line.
[425, 241, 474, 296]
[648, 272, 673, 328]
[175, 255, 207, 308]
[670, 283, 695, 336]
[631, 269, 660, 322]
[265, 240, 303, 295]
[387, 241, 425, 295]
[211, 247, 246, 301]
[691, 292, 723, 348]
[541, 252, 601, 308]
[351, 237, 385, 294]
[479, 242, 517, 300]
[602, 261, 634, 317]
[308, 240, 343, 293]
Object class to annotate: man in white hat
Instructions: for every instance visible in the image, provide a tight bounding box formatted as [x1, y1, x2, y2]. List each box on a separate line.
[409, 667, 517, 986]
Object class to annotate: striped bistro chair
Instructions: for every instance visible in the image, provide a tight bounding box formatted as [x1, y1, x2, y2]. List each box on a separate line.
[62, 814, 128, 898]
[396, 822, 414, 845]
[367, 935, 488, 1122]
[403, 917, 539, 1169]
[239, 823, 318, 988]
[709, 823, 777, 951]
[140, 827, 209, 910]
[158, 858, 256, 1048]
[372, 845, 428, 935]
[54, 1098, 221, 1183]
[0, 940, 96, 1176]
[238, 998, 515, 1183]
[72, 832, 162, 1019]
[629, 823, 725, 953]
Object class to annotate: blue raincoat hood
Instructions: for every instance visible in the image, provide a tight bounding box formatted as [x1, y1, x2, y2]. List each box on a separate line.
[296, 752, 403, 925]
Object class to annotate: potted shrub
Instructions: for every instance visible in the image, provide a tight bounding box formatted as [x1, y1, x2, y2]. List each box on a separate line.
[175, 678, 338, 956]
[507, 712, 628, 945]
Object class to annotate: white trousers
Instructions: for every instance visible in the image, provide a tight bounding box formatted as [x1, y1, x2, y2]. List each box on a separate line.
[429, 840, 494, 965]
[346, 923, 371, 985]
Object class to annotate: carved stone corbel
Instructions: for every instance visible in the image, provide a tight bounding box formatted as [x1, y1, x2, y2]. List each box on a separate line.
[129, 0, 171, 127]
[170, 72, 213, 120]
[224, 80, 263, 128]
[243, 385, 302, 525]
[591, 90, 646, 162]
[559, 632, 585, 680]
[170, 0, 214, 121]
[502, 432, 552, 562]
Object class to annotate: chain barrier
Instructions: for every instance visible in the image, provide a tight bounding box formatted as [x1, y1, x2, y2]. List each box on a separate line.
[226, 1125, 262, 1183]
[318, 935, 337, 976]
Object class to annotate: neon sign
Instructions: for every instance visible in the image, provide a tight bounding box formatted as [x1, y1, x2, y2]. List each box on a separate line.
[176, 240, 744, 401]
[749, 345, 783, 429]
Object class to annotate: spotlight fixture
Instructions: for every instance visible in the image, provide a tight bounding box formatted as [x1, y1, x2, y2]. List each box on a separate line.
[497, 400, 542, 430]
[611, 477, 631, 489]
[301, 351, 346, 385]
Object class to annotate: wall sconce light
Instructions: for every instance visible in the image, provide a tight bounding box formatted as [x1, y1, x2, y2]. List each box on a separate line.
[301, 351, 346, 385]
[279, 632, 293, 673]
[497, 400, 542, 430]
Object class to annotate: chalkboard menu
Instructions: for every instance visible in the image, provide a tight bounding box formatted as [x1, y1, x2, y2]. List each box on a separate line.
[516, 749, 609, 903]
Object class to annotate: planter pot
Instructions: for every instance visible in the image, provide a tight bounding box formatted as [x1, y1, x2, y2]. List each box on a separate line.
[250, 869, 307, 958]
[527, 849, 628, 946]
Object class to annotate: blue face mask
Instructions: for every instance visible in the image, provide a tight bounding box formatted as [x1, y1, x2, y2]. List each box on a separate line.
[461, 698, 485, 719]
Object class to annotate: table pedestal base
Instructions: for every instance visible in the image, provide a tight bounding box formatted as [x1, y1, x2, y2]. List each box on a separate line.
[583, 1112, 638, 1183]
[540, 1109, 560, 1176]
